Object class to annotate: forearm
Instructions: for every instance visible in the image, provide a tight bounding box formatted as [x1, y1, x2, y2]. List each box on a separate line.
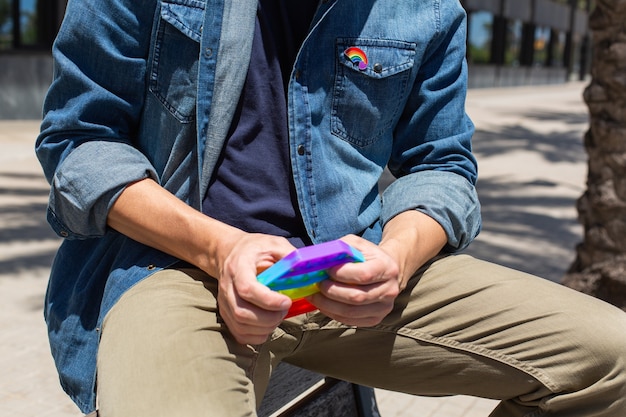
[381, 171, 481, 252]
[379, 210, 447, 290]
[107, 178, 245, 277]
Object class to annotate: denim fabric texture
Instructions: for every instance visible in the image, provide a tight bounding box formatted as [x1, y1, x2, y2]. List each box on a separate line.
[35, 0, 481, 412]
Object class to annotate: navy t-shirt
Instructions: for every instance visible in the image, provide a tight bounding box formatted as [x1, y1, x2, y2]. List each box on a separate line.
[202, 0, 318, 248]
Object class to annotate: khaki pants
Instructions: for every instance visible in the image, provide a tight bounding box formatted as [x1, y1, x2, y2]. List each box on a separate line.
[96, 255, 626, 417]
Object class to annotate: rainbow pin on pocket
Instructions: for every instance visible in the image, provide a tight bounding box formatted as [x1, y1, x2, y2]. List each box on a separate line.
[344, 46, 368, 71]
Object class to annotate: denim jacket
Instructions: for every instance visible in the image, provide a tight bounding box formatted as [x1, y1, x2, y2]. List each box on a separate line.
[36, 0, 480, 412]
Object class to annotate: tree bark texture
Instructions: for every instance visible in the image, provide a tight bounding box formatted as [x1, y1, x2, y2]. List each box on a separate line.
[563, 0, 626, 310]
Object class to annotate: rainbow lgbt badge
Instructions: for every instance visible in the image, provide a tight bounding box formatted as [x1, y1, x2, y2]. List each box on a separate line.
[344, 47, 368, 71]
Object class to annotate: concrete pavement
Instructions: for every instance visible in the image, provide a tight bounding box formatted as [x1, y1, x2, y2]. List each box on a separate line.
[0, 81, 590, 417]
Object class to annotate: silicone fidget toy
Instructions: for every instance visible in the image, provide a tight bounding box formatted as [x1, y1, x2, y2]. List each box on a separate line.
[257, 240, 365, 301]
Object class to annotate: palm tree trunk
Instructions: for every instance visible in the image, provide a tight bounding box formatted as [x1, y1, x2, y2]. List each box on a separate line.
[563, 0, 626, 310]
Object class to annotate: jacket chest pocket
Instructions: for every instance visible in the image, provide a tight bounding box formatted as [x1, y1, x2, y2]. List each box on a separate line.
[149, 0, 204, 123]
[332, 38, 416, 147]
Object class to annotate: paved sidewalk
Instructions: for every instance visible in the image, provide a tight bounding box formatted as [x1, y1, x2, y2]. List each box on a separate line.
[0, 81, 589, 417]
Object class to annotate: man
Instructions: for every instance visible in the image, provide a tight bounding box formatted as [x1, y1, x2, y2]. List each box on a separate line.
[36, 0, 626, 416]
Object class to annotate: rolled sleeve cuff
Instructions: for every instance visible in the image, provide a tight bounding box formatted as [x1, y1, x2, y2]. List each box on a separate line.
[381, 170, 481, 251]
[48, 141, 158, 239]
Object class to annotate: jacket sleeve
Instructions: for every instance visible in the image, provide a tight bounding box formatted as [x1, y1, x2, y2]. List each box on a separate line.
[381, 1, 481, 251]
[35, 0, 159, 239]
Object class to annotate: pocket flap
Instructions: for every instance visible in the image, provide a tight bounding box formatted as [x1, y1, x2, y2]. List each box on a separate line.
[161, 0, 205, 43]
[337, 38, 416, 79]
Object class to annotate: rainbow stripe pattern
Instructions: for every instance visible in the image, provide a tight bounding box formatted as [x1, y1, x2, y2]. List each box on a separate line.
[344, 46, 368, 70]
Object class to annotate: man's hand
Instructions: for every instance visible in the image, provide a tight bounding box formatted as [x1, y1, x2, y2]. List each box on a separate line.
[307, 234, 401, 326]
[217, 234, 296, 345]
[307, 211, 447, 327]
[107, 178, 297, 345]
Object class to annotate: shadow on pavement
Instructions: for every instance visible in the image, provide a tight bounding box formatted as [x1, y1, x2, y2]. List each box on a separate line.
[462, 178, 581, 282]
[472, 111, 588, 164]
[462, 105, 588, 282]
[0, 171, 60, 277]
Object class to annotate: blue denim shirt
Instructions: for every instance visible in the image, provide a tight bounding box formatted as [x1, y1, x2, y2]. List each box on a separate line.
[36, 0, 480, 412]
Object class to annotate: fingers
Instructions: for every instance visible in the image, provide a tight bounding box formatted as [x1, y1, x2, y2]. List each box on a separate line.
[306, 235, 401, 326]
[215, 233, 404, 341]
[308, 281, 397, 327]
[219, 285, 290, 345]
[217, 234, 295, 345]
[335, 234, 400, 287]
[219, 295, 290, 345]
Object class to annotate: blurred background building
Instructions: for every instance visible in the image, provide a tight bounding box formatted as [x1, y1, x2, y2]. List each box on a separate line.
[462, 0, 592, 88]
[0, 0, 592, 119]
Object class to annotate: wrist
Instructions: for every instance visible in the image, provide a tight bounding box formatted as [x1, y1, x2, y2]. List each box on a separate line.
[191, 218, 246, 278]
[380, 210, 447, 288]
[379, 235, 414, 290]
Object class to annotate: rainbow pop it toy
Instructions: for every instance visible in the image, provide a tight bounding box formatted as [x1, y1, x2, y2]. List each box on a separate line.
[257, 240, 365, 317]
